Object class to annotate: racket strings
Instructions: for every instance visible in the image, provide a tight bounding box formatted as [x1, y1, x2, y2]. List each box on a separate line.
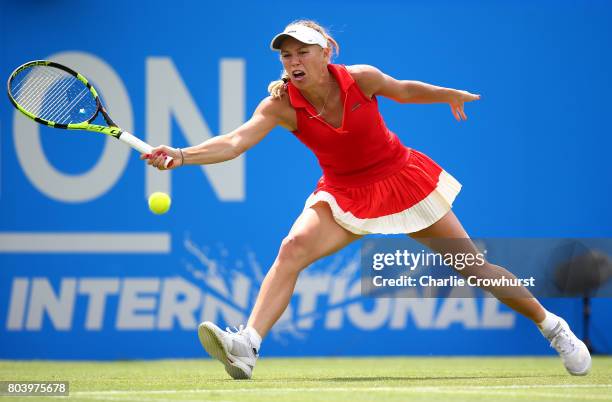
[12, 69, 59, 112]
[12, 67, 76, 120]
[10, 67, 53, 99]
[12, 67, 67, 113]
[50, 85, 90, 123]
[10, 66, 97, 125]
[38, 75, 78, 118]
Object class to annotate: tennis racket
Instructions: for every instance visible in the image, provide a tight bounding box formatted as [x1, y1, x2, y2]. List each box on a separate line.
[7, 60, 173, 168]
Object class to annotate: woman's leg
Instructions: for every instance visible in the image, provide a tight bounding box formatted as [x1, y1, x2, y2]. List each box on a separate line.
[408, 209, 591, 375]
[248, 202, 362, 337]
[199, 202, 360, 379]
[409, 210, 545, 322]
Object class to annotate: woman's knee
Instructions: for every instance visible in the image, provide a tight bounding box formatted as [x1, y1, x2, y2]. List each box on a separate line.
[276, 233, 316, 270]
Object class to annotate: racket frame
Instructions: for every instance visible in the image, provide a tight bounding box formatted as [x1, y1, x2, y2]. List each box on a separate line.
[7, 60, 172, 166]
[8, 60, 120, 135]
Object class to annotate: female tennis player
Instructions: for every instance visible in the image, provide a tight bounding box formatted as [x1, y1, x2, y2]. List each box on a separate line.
[143, 20, 591, 379]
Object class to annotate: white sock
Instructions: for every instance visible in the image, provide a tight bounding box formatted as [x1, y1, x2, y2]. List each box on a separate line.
[245, 326, 262, 351]
[537, 310, 560, 338]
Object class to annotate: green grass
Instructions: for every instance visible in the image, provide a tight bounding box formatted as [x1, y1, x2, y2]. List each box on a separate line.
[1, 357, 611, 401]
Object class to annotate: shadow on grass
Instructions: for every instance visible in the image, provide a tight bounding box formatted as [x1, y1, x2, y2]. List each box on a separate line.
[213, 374, 569, 384]
[321, 374, 566, 382]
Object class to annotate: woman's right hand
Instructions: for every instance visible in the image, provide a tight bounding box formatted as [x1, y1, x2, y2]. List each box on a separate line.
[448, 90, 481, 121]
[140, 145, 183, 170]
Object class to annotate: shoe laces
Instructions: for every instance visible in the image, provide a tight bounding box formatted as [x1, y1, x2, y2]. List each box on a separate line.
[225, 324, 246, 336]
[550, 328, 575, 355]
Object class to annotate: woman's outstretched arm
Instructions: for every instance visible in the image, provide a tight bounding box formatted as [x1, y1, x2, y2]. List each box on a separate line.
[143, 96, 282, 169]
[349, 64, 481, 121]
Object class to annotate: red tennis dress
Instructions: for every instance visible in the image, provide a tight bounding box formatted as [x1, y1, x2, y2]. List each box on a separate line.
[286, 64, 461, 234]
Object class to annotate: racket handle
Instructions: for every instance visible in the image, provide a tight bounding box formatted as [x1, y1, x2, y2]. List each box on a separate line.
[119, 131, 174, 168]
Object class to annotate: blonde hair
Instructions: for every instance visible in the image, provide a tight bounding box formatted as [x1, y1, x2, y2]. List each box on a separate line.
[268, 20, 340, 99]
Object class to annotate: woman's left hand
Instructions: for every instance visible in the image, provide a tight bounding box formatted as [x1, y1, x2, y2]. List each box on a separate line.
[449, 90, 481, 121]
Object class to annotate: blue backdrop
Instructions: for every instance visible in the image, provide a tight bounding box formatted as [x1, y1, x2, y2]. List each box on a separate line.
[1, 0, 611, 359]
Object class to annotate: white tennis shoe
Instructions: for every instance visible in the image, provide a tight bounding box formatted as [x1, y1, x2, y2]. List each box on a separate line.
[546, 318, 591, 376]
[198, 322, 258, 380]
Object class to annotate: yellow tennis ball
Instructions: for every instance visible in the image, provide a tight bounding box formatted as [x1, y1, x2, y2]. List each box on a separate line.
[148, 192, 171, 215]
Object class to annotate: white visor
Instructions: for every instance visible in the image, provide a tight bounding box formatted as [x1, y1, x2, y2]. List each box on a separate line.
[270, 24, 328, 51]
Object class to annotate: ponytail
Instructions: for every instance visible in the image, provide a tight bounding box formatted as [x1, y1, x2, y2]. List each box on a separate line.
[268, 73, 290, 99]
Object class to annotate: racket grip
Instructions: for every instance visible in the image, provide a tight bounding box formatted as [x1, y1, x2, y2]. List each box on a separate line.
[119, 131, 174, 168]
